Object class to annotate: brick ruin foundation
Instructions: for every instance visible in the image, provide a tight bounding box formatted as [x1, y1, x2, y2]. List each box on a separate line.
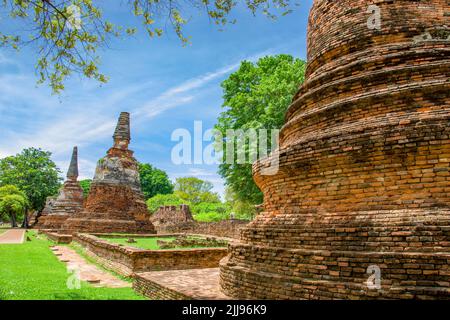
[220, 0, 450, 299]
[63, 112, 155, 234]
[35, 147, 84, 229]
[73, 233, 228, 277]
[150, 205, 194, 228]
[151, 205, 249, 239]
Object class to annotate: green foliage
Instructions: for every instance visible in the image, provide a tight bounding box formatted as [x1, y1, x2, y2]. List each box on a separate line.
[138, 163, 173, 200]
[79, 179, 92, 197]
[146, 193, 184, 213]
[225, 187, 256, 221]
[0, 231, 145, 300]
[0, 148, 62, 212]
[215, 54, 306, 204]
[0, 0, 295, 93]
[191, 202, 229, 222]
[174, 177, 220, 205]
[0, 185, 29, 227]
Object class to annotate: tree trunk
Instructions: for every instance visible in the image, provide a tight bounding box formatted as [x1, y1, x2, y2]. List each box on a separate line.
[21, 214, 28, 229]
[10, 213, 17, 228]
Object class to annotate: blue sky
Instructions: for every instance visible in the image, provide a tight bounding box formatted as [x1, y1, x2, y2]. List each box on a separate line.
[0, 1, 313, 197]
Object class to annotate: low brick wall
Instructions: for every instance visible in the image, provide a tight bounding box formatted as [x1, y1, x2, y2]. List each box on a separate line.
[133, 274, 190, 300]
[156, 220, 249, 239]
[73, 233, 228, 277]
[42, 231, 73, 244]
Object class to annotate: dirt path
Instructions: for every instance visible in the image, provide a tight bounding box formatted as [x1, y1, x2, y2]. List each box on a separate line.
[0, 229, 25, 244]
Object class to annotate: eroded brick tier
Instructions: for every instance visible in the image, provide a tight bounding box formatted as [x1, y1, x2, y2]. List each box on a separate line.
[63, 113, 155, 234]
[35, 147, 84, 229]
[220, 0, 450, 299]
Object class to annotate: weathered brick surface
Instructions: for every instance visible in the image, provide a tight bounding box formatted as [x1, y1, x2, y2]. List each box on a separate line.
[35, 147, 84, 230]
[133, 269, 231, 300]
[151, 205, 194, 227]
[220, 0, 450, 299]
[74, 233, 228, 277]
[44, 231, 73, 244]
[63, 113, 155, 234]
[133, 274, 190, 300]
[151, 205, 250, 238]
[157, 220, 249, 239]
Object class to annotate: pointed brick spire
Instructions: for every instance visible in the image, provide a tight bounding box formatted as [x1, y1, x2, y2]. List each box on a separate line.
[67, 146, 79, 180]
[113, 112, 131, 143]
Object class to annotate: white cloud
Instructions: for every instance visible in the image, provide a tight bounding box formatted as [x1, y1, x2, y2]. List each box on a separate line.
[0, 50, 270, 193]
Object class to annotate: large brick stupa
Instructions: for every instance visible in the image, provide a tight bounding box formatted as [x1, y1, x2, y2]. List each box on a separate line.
[220, 0, 450, 299]
[35, 146, 84, 229]
[63, 112, 155, 234]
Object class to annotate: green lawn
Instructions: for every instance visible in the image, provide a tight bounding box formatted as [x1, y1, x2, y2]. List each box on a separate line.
[0, 231, 145, 300]
[101, 236, 177, 250]
[101, 236, 226, 250]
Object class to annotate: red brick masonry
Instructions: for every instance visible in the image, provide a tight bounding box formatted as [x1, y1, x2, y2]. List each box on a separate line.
[220, 0, 450, 299]
[74, 233, 228, 277]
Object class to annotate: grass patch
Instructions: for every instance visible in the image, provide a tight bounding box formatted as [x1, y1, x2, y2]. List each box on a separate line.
[0, 230, 145, 300]
[100, 236, 225, 250]
[100, 236, 176, 250]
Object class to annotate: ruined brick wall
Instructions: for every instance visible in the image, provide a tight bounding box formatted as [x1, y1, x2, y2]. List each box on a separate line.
[156, 219, 249, 239]
[74, 234, 228, 277]
[133, 274, 190, 300]
[150, 205, 194, 228]
[220, 0, 450, 300]
[151, 205, 249, 238]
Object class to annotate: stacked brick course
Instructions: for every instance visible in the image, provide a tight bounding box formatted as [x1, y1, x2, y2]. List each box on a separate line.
[63, 113, 155, 234]
[220, 0, 450, 299]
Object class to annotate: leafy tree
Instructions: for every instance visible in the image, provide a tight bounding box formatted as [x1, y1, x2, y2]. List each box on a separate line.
[191, 202, 229, 222]
[79, 179, 92, 197]
[174, 177, 220, 205]
[224, 187, 256, 220]
[0, 185, 29, 227]
[146, 193, 184, 213]
[0, 0, 295, 93]
[0, 148, 62, 214]
[139, 163, 173, 200]
[215, 54, 306, 205]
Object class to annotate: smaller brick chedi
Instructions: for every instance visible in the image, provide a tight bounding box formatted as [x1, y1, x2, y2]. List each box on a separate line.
[63, 112, 155, 234]
[35, 146, 84, 229]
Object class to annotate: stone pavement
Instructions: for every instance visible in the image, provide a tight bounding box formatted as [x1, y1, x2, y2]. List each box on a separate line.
[51, 246, 131, 288]
[135, 268, 231, 300]
[0, 229, 25, 244]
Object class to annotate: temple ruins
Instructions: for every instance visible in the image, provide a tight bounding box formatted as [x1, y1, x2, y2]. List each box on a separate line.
[35, 146, 84, 229]
[62, 112, 156, 234]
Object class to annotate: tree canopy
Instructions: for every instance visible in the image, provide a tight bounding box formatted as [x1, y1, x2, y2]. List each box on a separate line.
[174, 176, 220, 205]
[0, 148, 62, 212]
[215, 54, 306, 205]
[0, 185, 29, 227]
[146, 193, 184, 213]
[0, 0, 295, 93]
[139, 163, 173, 200]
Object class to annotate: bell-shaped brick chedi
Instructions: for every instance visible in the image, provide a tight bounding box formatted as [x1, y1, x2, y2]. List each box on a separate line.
[220, 0, 450, 299]
[63, 112, 156, 234]
[35, 146, 84, 229]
